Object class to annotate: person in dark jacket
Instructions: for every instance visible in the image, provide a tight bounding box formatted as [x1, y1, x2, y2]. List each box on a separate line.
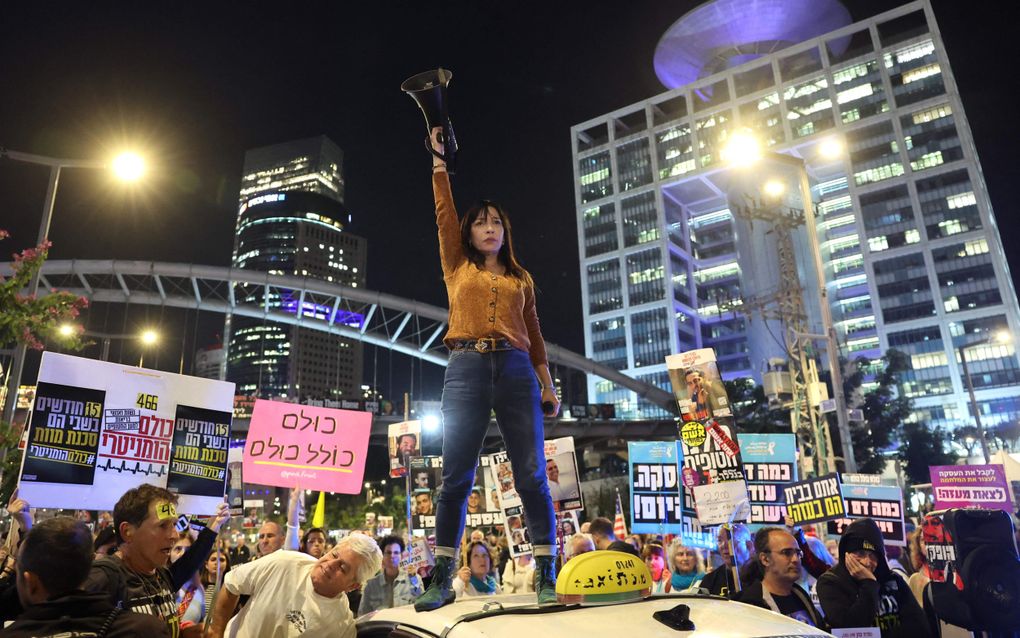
[82, 483, 229, 638]
[816, 518, 931, 638]
[3, 516, 169, 637]
[735, 527, 827, 630]
[700, 524, 755, 597]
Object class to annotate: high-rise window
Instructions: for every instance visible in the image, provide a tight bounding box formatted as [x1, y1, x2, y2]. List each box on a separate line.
[873, 252, 935, 323]
[621, 191, 659, 246]
[901, 103, 962, 173]
[591, 317, 628, 370]
[916, 169, 981, 240]
[587, 259, 623, 314]
[627, 248, 666, 306]
[656, 124, 695, 179]
[849, 120, 904, 186]
[583, 203, 618, 257]
[632, 308, 672, 367]
[885, 39, 946, 107]
[832, 59, 888, 124]
[617, 138, 653, 191]
[580, 152, 613, 204]
[784, 76, 833, 139]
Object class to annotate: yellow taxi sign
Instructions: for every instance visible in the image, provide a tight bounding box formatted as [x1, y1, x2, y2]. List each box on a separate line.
[556, 550, 652, 605]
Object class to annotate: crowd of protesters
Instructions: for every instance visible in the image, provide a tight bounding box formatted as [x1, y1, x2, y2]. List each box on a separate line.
[0, 482, 1015, 637]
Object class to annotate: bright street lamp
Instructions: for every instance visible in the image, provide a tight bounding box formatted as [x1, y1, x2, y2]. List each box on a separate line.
[958, 330, 1012, 464]
[58, 323, 76, 338]
[111, 152, 146, 182]
[724, 129, 856, 473]
[0, 147, 148, 426]
[140, 329, 159, 346]
[58, 325, 161, 365]
[818, 138, 844, 161]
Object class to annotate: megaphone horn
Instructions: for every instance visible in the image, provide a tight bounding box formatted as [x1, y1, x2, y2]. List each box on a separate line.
[402, 68, 458, 173]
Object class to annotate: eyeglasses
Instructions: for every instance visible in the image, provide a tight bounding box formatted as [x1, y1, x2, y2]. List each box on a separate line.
[766, 548, 803, 559]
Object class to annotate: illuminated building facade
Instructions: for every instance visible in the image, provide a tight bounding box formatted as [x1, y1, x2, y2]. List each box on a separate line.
[573, 0, 1020, 430]
[225, 136, 367, 401]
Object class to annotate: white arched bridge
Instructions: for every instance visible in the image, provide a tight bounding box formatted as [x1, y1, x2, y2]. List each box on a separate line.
[19, 260, 676, 411]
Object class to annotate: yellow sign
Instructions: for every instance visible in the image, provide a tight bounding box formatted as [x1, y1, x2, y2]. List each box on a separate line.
[155, 501, 177, 521]
[136, 393, 159, 411]
[680, 420, 707, 447]
[556, 550, 651, 604]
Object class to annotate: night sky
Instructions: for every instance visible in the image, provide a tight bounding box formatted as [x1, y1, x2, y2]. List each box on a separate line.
[1, 2, 1016, 400]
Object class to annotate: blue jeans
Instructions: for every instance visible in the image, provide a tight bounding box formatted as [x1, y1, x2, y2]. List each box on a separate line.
[434, 348, 555, 552]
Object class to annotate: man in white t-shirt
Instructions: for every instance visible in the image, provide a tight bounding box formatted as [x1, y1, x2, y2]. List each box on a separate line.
[205, 535, 382, 638]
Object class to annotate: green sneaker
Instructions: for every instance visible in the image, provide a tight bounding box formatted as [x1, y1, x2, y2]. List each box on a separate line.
[414, 555, 457, 612]
[535, 555, 558, 605]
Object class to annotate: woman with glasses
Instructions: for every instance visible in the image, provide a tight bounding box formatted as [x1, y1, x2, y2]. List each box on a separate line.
[414, 127, 559, 611]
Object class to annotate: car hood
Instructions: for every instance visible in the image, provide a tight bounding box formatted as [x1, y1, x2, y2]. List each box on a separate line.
[357, 593, 833, 637]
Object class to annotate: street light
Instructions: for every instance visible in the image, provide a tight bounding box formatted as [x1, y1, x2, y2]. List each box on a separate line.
[958, 330, 1012, 464]
[723, 129, 857, 473]
[57, 324, 159, 367]
[0, 147, 146, 425]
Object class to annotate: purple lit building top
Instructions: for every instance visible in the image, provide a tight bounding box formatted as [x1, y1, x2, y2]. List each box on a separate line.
[653, 0, 852, 89]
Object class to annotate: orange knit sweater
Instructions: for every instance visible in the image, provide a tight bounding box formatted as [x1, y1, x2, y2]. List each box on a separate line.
[433, 171, 548, 368]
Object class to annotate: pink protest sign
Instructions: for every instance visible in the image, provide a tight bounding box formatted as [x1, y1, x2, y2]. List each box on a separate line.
[243, 399, 371, 493]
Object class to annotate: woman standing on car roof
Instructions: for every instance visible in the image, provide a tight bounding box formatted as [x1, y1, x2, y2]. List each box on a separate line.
[414, 126, 559, 612]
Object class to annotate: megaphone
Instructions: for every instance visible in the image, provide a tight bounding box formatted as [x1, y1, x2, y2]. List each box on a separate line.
[401, 68, 458, 173]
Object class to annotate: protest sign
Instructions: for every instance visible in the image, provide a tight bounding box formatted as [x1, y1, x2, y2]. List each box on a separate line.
[18, 353, 234, 513]
[243, 399, 371, 493]
[783, 473, 845, 525]
[627, 440, 684, 532]
[667, 349, 744, 487]
[929, 464, 1012, 512]
[666, 348, 733, 421]
[388, 421, 421, 478]
[409, 456, 503, 535]
[488, 451, 532, 557]
[226, 441, 244, 516]
[544, 437, 583, 512]
[693, 479, 750, 526]
[740, 433, 797, 526]
[399, 536, 435, 571]
[827, 477, 906, 546]
[409, 456, 443, 532]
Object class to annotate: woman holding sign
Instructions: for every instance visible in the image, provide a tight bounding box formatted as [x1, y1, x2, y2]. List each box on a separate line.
[414, 127, 559, 611]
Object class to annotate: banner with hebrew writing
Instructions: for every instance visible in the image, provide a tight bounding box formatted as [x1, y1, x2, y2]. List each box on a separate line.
[243, 399, 371, 493]
[17, 352, 235, 513]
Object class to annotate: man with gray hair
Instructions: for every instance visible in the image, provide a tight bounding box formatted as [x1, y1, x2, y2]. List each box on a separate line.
[205, 535, 382, 638]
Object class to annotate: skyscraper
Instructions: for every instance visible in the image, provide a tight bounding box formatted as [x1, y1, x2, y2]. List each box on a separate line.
[573, 0, 1020, 431]
[225, 136, 367, 401]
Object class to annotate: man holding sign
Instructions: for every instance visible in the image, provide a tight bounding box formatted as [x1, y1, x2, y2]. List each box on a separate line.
[84, 484, 230, 638]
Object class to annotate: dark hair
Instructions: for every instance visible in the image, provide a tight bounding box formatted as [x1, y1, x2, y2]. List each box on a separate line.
[460, 200, 534, 288]
[200, 548, 231, 586]
[300, 527, 327, 553]
[588, 517, 615, 540]
[379, 534, 405, 553]
[753, 526, 785, 563]
[113, 484, 177, 542]
[643, 543, 665, 559]
[397, 433, 417, 444]
[18, 517, 93, 598]
[93, 526, 118, 553]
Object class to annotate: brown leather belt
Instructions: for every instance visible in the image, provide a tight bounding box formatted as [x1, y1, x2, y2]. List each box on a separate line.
[449, 338, 514, 353]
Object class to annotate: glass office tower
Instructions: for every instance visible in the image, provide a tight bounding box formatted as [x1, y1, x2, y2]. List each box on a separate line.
[573, 1, 1020, 430]
[225, 136, 367, 401]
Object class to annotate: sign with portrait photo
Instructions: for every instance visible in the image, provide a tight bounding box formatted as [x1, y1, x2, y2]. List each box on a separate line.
[388, 420, 421, 478]
[487, 451, 532, 557]
[409, 455, 442, 533]
[544, 437, 583, 512]
[666, 348, 743, 486]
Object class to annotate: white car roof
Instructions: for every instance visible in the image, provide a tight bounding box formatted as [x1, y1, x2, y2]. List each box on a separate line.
[357, 593, 833, 638]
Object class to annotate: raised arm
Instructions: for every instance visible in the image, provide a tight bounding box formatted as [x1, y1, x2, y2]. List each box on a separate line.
[431, 127, 463, 276]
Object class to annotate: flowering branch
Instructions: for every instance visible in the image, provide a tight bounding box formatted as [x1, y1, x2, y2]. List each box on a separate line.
[0, 230, 89, 350]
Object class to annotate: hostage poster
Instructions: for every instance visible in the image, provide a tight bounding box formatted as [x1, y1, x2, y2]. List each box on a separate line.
[666, 348, 744, 486]
[18, 352, 235, 513]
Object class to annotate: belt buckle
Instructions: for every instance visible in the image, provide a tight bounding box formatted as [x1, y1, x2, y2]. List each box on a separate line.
[475, 338, 495, 353]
